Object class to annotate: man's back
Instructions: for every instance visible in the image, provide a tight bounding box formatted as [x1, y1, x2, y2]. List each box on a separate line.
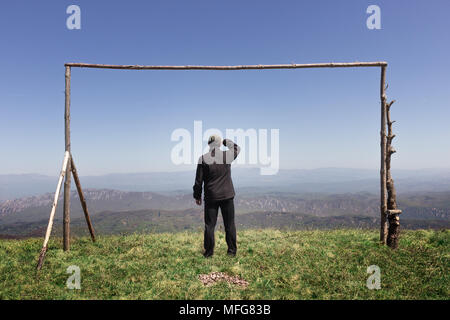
[193, 139, 240, 201]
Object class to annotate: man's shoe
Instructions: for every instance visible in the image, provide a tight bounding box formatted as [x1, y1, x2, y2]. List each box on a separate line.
[227, 252, 236, 257]
[203, 252, 213, 258]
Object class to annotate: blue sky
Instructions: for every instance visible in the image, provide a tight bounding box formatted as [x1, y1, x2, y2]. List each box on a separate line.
[0, 0, 449, 175]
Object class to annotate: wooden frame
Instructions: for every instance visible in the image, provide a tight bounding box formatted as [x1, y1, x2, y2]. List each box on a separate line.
[36, 60, 400, 269]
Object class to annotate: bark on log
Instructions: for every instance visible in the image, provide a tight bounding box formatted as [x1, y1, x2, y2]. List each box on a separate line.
[387, 213, 401, 249]
[63, 66, 71, 251]
[380, 66, 388, 244]
[65, 61, 387, 70]
[37, 152, 70, 270]
[63, 162, 71, 251]
[71, 157, 96, 242]
[386, 99, 401, 249]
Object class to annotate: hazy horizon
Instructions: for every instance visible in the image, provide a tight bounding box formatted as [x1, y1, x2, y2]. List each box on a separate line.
[2, 166, 450, 201]
[3, 166, 450, 177]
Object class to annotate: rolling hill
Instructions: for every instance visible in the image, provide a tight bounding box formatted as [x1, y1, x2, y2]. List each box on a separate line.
[0, 189, 449, 238]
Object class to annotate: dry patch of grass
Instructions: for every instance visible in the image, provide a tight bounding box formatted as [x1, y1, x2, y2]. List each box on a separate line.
[198, 271, 249, 288]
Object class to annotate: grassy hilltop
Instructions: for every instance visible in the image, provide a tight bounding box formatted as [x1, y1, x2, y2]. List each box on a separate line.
[0, 229, 448, 300]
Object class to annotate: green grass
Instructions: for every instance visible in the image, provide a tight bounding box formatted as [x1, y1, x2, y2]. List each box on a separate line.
[0, 229, 448, 299]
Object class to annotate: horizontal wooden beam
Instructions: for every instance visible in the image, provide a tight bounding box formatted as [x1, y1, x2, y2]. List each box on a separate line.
[65, 61, 388, 70]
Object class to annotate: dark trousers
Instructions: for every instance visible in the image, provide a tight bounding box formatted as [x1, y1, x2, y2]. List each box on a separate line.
[204, 198, 237, 256]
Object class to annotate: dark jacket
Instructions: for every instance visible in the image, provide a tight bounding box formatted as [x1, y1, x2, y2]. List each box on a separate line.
[193, 139, 240, 201]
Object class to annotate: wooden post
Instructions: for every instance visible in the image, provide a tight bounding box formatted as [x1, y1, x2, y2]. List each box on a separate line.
[380, 66, 388, 244]
[71, 157, 96, 242]
[63, 66, 71, 251]
[386, 100, 402, 248]
[37, 152, 70, 270]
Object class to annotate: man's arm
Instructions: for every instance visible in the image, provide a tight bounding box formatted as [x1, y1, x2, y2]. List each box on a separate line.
[193, 156, 203, 201]
[223, 139, 240, 164]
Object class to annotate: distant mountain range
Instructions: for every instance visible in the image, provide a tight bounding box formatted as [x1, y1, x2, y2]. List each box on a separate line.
[2, 167, 450, 200]
[0, 188, 448, 237]
[1, 168, 449, 237]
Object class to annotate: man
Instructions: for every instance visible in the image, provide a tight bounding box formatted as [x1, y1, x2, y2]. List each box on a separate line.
[193, 135, 240, 258]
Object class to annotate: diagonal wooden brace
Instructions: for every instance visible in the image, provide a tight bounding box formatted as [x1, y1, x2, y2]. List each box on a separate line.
[71, 156, 96, 242]
[36, 151, 71, 270]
